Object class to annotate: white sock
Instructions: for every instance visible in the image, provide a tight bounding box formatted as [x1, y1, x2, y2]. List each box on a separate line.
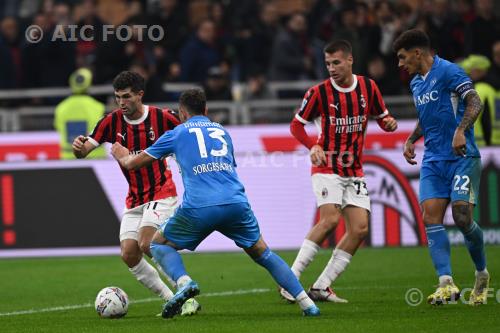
[476, 268, 489, 276]
[176, 275, 192, 288]
[295, 291, 315, 310]
[152, 257, 177, 288]
[438, 275, 453, 287]
[313, 249, 352, 290]
[291, 239, 320, 278]
[129, 258, 174, 301]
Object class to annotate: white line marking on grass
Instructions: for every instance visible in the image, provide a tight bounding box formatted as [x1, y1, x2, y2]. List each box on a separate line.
[0, 288, 272, 317]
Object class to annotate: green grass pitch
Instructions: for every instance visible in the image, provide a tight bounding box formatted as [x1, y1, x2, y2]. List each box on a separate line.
[1, 246, 499, 333]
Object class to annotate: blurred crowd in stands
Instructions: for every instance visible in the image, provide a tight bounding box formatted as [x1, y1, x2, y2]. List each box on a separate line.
[0, 0, 499, 103]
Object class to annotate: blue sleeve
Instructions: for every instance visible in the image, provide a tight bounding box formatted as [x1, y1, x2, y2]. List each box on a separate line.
[445, 63, 474, 100]
[145, 128, 177, 159]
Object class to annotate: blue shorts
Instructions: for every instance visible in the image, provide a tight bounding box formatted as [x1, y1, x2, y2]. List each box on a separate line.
[419, 157, 481, 204]
[159, 202, 261, 251]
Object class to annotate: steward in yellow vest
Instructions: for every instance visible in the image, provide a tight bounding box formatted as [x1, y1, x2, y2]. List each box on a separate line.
[460, 55, 500, 146]
[54, 68, 106, 159]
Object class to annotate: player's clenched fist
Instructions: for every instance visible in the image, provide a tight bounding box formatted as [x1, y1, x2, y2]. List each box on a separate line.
[382, 116, 398, 132]
[310, 144, 327, 166]
[403, 141, 417, 165]
[72, 135, 88, 151]
[111, 142, 129, 160]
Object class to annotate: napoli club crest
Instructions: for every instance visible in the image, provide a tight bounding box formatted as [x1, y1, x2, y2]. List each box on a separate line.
[148, 127, 155, 141]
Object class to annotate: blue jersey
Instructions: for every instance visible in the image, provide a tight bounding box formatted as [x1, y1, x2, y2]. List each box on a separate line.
[410, 55, 480, 162]
[145, 115, 248, 208]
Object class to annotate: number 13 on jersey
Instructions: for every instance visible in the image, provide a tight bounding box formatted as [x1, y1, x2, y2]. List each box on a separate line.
[189, 127, 228, 158]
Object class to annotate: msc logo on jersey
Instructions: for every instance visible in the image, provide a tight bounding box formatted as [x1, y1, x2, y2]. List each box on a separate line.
[414, 90, 439, 106]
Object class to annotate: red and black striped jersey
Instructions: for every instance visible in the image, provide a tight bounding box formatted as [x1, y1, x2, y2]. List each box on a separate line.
[89, 105, 180, 209]
[295, 75, 389, 177]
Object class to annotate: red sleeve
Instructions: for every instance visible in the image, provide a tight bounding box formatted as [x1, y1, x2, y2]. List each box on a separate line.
[369, 80, 389, 119]
[163, 108, 181, 130]
[290, 117, 316, 149]
[296, 87, 319, 123]
[89, 113, 112, 144]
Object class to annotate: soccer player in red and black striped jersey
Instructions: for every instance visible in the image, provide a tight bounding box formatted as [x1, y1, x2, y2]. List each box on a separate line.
[280, 40, 398, 303]
[72, 71, 200, 314]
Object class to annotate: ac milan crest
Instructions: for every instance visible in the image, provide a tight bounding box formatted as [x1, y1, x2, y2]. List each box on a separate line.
[148, 127, 155, 141]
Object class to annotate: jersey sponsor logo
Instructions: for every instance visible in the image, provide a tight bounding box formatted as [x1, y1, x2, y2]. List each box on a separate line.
[329, 115, 367, 134]
[414, 90, 439, 106]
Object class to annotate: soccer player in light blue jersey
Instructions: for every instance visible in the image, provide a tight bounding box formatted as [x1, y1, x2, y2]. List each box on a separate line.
[111, 89, 320, 318]
[393, 29, 489, 305]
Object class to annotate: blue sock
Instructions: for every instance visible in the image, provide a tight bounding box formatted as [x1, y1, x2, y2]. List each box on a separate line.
[150, 242, 187, 282]
[254, 248, 304, 298]
[425, 225, 452, 277]
[458, 221, 486, 271]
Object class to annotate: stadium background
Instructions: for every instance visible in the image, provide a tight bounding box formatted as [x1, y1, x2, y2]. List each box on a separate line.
[0, 0, 499, 254]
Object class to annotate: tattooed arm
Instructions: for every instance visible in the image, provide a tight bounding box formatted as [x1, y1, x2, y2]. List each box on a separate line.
[458, 90, 482, 131]
[453, 90, 482, 156]
[403, 120, 423, 165]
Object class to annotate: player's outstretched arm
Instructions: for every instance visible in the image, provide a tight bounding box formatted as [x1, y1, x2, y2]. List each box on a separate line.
[111, 142, 155, 170]
[403, 120, 422, 165]
[72, 135, 95, 159]
[452, 90, 482, 156]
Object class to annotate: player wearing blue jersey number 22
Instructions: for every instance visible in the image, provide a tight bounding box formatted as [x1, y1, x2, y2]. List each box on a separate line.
[111, 89, 320, 318]
[393, 29, 489, 306]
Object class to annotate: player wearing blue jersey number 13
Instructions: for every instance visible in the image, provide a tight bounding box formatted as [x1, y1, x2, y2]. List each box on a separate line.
[111, 89, 320, 318]
[393, 29, 489, 306]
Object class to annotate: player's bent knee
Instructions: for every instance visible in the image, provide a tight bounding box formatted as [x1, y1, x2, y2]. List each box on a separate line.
[318, 215, 341, 231]
[354, 223, 369, 240]
[120, 250, 142, 267]
[452, 205, 472, 229]
[422, 212, 441, 225]
[139, 240, 152, 257]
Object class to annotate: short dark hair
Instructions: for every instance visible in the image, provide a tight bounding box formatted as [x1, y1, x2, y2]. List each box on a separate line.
[179, 89, 206, 115]
[112, 71, 145, 93]
[323, 40, 352, 55]
[392, 29, 430, 52]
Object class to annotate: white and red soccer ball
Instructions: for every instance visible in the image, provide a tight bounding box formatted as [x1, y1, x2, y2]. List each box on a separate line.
[94, 287, 129, 318]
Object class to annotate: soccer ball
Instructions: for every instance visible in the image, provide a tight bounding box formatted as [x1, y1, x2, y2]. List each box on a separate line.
[94, 286, 129, 318]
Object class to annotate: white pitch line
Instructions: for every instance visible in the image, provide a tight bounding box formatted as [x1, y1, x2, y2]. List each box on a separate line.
[0, 288, 272, 317]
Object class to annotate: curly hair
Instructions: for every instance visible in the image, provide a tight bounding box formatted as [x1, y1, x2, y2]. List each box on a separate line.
[112, 71, 145, 93]
[392, 29, 430, 52]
